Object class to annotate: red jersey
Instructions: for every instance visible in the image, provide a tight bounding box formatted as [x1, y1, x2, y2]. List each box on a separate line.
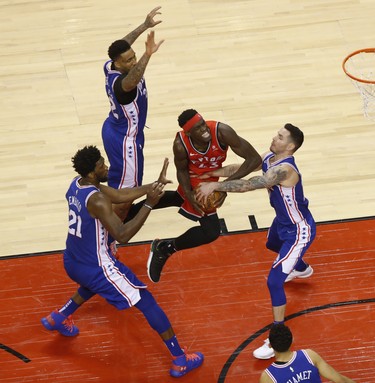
[178, 120, 227, 187]
[176, 121, 228, 220]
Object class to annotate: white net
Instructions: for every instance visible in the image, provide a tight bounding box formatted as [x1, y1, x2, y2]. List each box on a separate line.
[343, 49, 375, 120]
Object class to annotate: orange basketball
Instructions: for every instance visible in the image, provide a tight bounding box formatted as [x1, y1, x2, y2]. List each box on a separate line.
[199, 191, 226, 213]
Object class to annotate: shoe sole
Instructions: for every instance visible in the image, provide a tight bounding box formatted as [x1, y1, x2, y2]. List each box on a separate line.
[285, 267, 313, 283]
[41, 316, 79, 337]
[147, 239, 160, 283]
[169, 354, 204, 377]
[41, 317, 54, 331]
[253, 352, 275, 360]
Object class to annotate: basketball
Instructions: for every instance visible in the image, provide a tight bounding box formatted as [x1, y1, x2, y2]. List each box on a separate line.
[199, 191, 226, 213]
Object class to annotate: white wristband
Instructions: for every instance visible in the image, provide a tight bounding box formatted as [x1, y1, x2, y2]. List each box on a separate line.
[143, 203, 153, 210]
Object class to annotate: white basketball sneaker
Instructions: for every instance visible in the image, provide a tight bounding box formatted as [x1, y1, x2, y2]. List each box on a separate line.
[253, 338, 275, 359]
[285, 265, 314, 283]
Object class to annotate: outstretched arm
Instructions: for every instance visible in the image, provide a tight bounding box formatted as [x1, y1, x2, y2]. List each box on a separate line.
[122, 6, 162, 45]
[120, 30, 164, 92]
[99, 183, 151, 204]
[89, 183, 165, 244]
[99, 158, 171, 203]
[307, 349, 356, 383]
[197, 164, 242, 179]
[195, 164, 289, 200]
[218, 123, 262, 180]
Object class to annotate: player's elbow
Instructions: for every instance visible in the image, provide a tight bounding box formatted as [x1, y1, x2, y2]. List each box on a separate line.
[244, 153, 262, 172]
[116, 232, 131, 244]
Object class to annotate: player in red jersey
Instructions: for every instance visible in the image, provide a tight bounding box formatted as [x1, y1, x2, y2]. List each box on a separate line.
[133, 109, 261, 283]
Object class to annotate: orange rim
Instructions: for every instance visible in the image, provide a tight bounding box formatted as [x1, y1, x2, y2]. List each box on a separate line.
[342, 48, 375, 84]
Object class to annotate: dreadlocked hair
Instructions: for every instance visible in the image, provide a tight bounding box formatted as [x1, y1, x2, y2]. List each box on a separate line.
[72, 145, 101, 177]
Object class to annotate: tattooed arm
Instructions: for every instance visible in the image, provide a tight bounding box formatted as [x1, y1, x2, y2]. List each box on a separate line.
[122, 6, 162, 45]
[196, 164, 291, 200]
[99, 158, 171, 203]
[120, 30, 164, 92]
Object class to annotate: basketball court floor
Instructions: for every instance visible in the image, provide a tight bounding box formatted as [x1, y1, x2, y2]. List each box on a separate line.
[1, 1, 375, 382]
[1, 217, 374, 382]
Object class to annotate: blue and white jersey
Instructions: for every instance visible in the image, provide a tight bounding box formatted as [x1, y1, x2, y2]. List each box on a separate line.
[262, 152, 312, 226]
[265, 350, 322, 383]
[65, 177, 114, 266]
[103, 59, 147, 146]
[64, 177, 146, 308]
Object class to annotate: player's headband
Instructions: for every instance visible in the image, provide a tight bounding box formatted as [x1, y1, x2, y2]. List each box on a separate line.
[181, 113, 203, 132]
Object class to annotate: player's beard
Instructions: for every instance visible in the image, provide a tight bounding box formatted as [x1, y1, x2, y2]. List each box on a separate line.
[98, 174, 108, 183]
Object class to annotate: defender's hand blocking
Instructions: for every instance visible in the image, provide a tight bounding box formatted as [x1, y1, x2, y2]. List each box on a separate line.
[145, 30, 164, 56]
[195, 183, 226, 213]
[196, 190, 226, 213]
[195, 182, 219, 202]
[144, 6, 162, 29]
[157, 158, 172, 185]
[145, 183, 165, 207]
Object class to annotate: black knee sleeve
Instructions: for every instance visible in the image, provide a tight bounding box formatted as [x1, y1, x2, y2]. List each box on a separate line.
[200, 214, 221, 242]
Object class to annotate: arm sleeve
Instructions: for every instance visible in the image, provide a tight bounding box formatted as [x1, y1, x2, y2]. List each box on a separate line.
[113, 74, 137, 105]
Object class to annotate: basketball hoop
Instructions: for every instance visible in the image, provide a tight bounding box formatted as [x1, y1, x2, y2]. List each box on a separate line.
[342, 48, 375, 120]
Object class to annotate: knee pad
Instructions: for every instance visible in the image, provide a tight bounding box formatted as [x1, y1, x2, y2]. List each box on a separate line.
[201, 215, 221, 242]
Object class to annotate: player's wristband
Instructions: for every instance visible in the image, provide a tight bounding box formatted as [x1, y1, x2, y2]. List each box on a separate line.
[143, 203, 153, 210]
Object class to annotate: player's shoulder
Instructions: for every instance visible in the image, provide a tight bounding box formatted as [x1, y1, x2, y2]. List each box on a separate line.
[216, 121, 232, 132]
[259, 369, 273, 383]
[216, 121, 237, 144]
[173, 131, 184, 146]
[87, 189, 107, 204]
[304, 348, 318, 357]
[261, 151, 272, 160]
[300, 348, 320, 364]
[173, 133, 188, 155]
[103, 59, 112, 73]
[206, 120, 220, 127]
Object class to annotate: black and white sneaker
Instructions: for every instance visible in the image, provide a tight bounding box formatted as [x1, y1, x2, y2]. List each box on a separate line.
[147, 239, 170, 283]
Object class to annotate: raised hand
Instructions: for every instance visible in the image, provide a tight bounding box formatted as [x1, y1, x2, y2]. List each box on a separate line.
[157, 158, 172, 185]
[144, 6, 162, 28]
[145, 30, 165, 56]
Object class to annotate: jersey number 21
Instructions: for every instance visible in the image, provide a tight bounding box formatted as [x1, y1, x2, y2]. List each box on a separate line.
[68, 209, 82, 238]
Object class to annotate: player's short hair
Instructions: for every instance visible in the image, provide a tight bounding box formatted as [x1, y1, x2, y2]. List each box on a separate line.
[108, 40, 131, 61]
[284, 123, 304, 152]
[178, 109, 199, 128]
[72, 145, 101, 177]
[269, 324, 293, 353]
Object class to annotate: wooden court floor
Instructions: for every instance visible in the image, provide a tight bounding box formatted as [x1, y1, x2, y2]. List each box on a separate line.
[2, 0, 375, 258]
[1, 217, 374, 383]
